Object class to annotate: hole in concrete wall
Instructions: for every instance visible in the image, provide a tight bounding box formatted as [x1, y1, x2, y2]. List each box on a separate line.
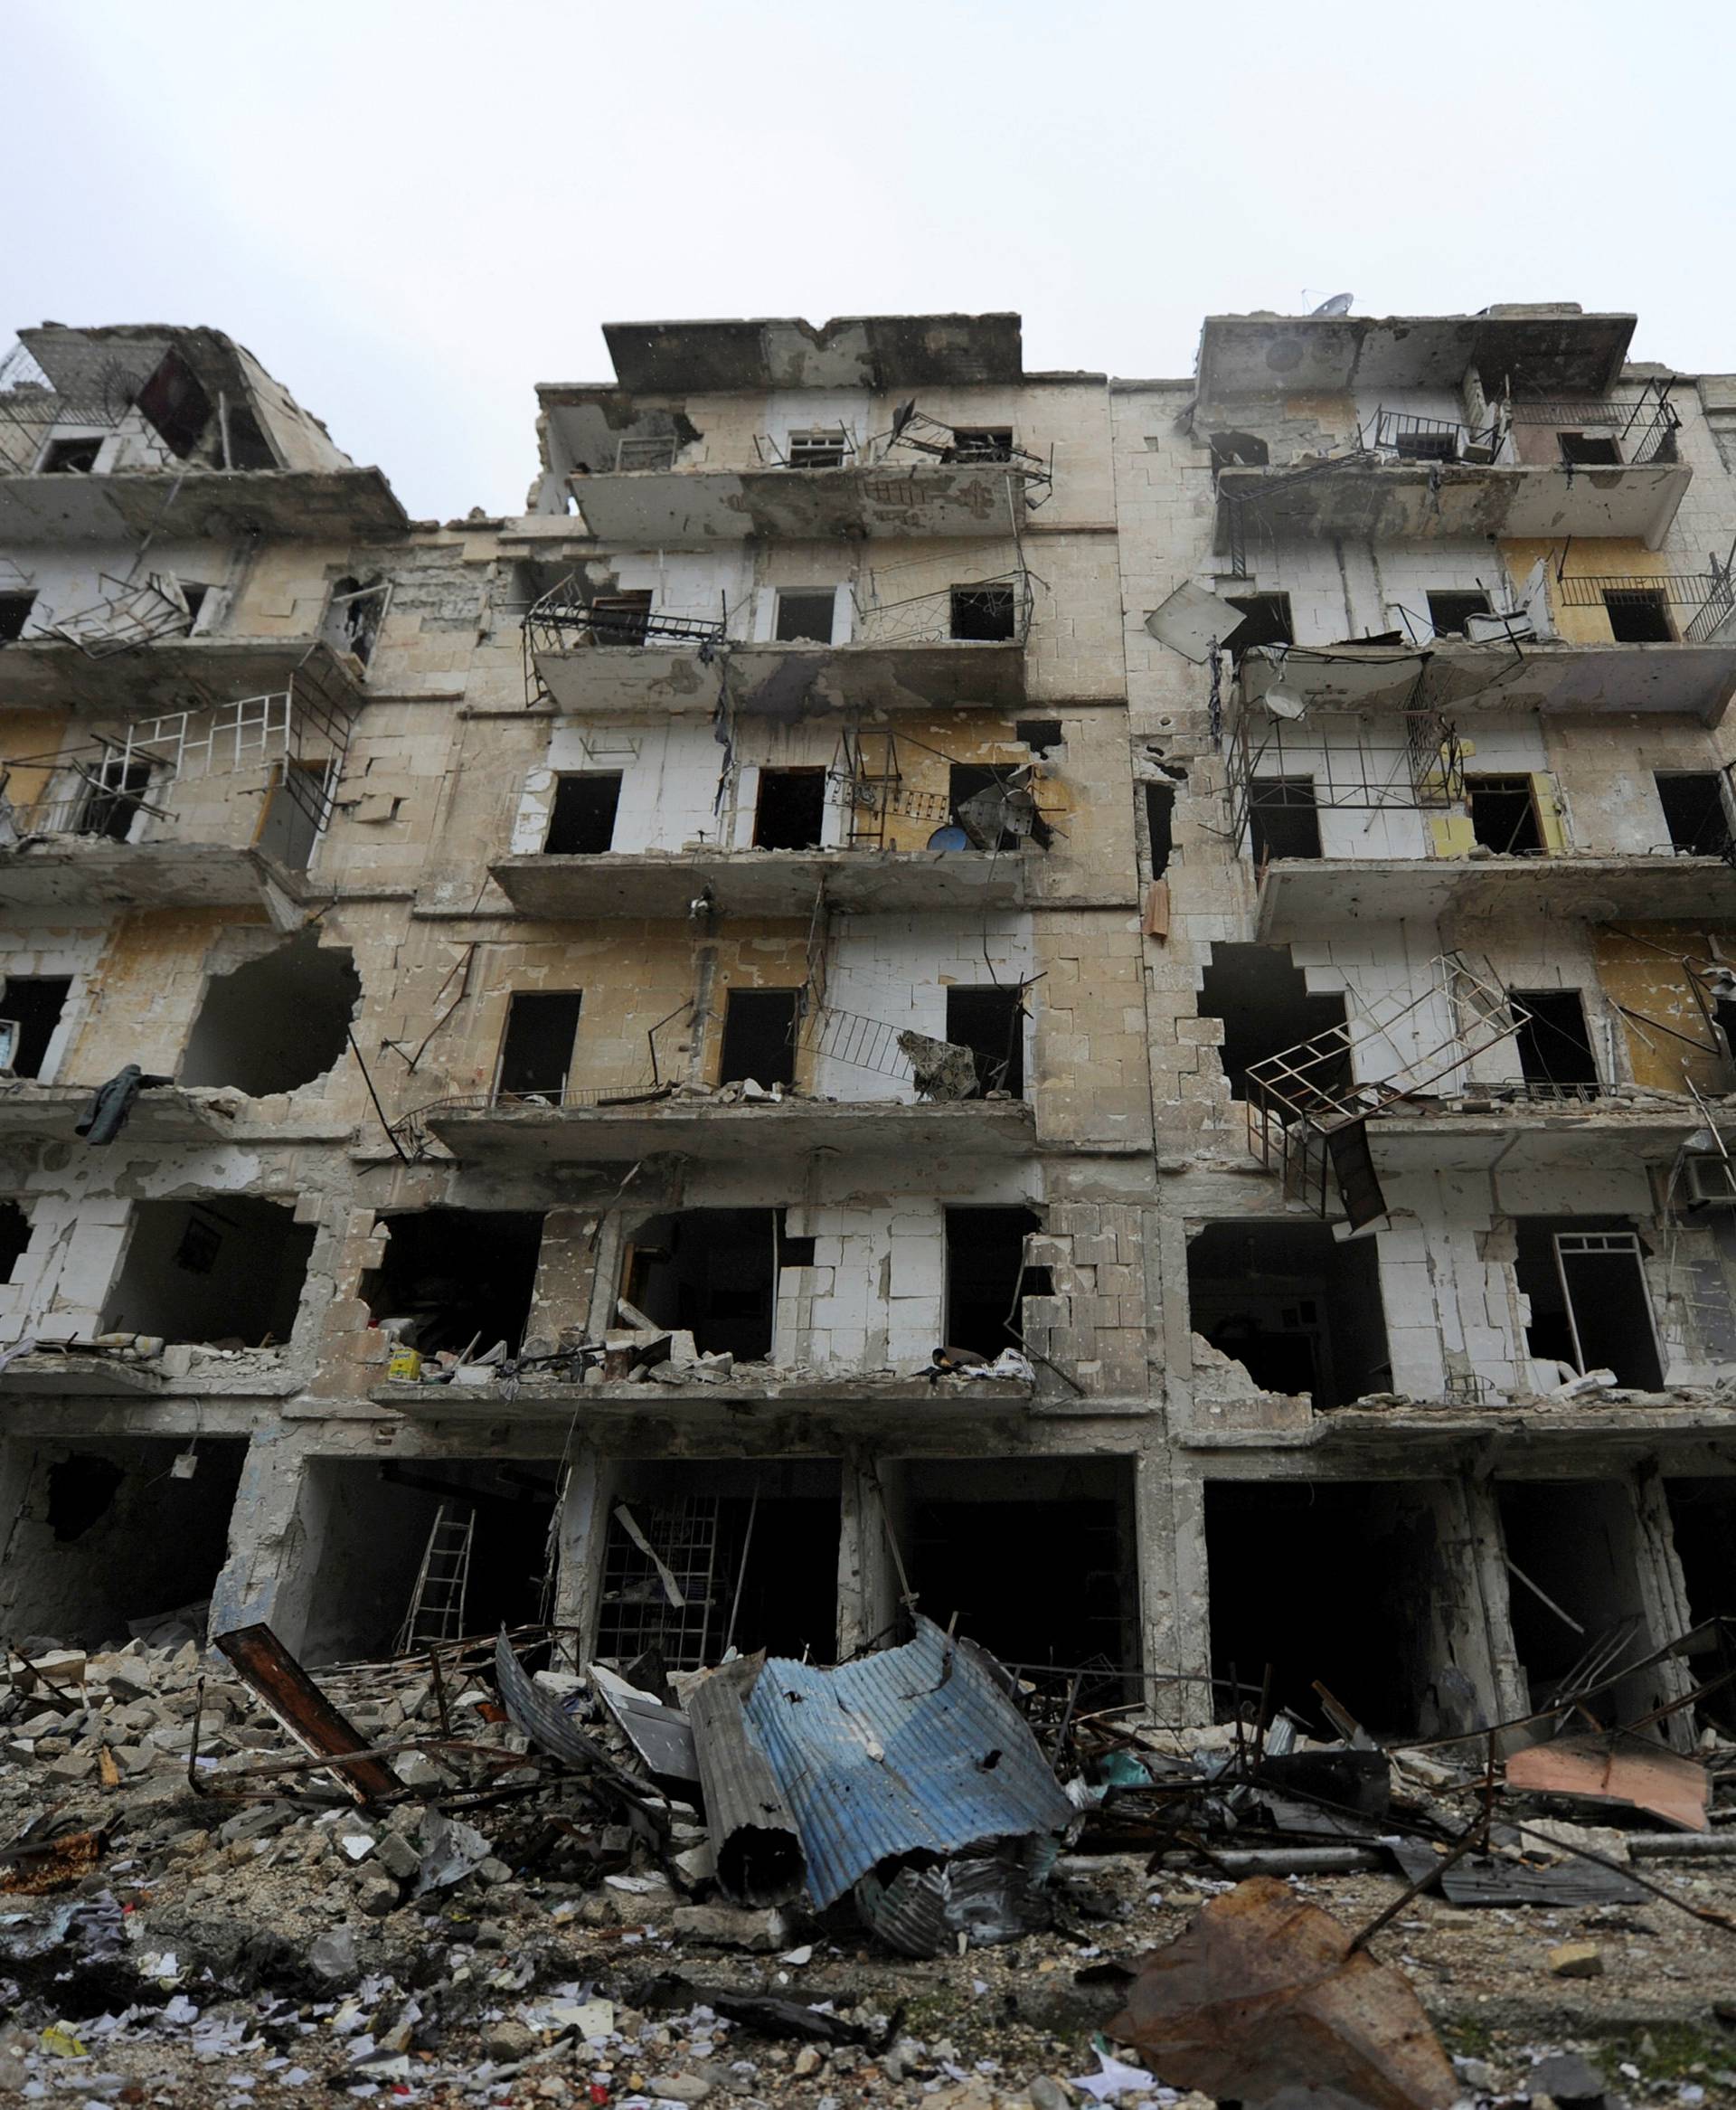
[496, 991, 582, 1099]
[1513, 1217, 1664, 1387]
[544, 774, 622, 855]
[1249, 776, 1320, 860]
[1512, 990, 1601, 1094]
[1467, 774, 1543, 854]
[0, 975, 70, 1080]
[1656, 771, 1731, 856]
[286, 1459, 561, 1664]
[1197, 943, 1348, 1100]
[41, 435, 100, 474]
[945, 986, 1025, 1097]
[949, 585, 1015, 642]
[362, 1209, 545, 1357]
[1, 1437, 247, 1648]
[1425, 590, 1492, 637]
[1498, 1479, 1665, 1724]
[1560, 432, 1621, 466]
[179, 929, 360, 1096]
[0, 591, 35, 640]
[902, 1456, 1135, 1690]
[718, 989, 797, 1088]
[0, 1199, 29, 1281]
[1016, 718, 1063, 755]
[1224, 591, 1294, 664]
[1188, 1221, 1389, 1408]
[1204, 1480, 1458, 1735]
[773, 590, 835, 644]
[625, 1209, 780, 1360]
[752, 769, 826, 850]
[104, 1197, 316, 1348]
[1209, 432, 1269, 470]
[1605, 587, 1673, 643]
[599, 1461, 842, 1667]
[326, 576, 387, 665]
[944, 1206, 1042, 1356]
[1665, 1478, 1736, 1732]
[1144, 782, 1174, 879]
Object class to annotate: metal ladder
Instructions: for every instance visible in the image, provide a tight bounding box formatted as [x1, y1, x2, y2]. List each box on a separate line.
[397, 1503, 474, 1656]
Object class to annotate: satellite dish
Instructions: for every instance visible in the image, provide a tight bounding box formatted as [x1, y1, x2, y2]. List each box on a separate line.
[1310, 292, 1354, 317]
[927, 824, 971, 853]
[1263, 686, 1308, 721]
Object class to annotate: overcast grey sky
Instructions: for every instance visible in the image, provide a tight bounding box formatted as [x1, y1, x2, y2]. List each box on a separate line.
[9, 1, 1731, 522]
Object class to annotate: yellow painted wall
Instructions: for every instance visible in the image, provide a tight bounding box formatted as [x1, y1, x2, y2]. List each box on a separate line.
[0, 707, 72, 808]
[1593, 923, 1736, 1093]
[1502, 537, 1673, 646]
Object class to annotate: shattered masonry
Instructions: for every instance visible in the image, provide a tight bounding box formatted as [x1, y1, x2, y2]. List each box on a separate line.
[0, 301, 1734, 1751]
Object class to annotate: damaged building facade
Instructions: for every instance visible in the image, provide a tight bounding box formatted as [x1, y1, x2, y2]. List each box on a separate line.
[1, 303, 1733, 1746]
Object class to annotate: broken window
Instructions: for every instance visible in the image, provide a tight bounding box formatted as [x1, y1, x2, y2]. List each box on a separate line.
[1425, 590, 1492, 637]
[0, 976, 71, 1080]
[40, 435, 101, 474]
[78, 759, 151, 842]
[0, 1200, 28, 1281]
[752, 768, 826, 850]
[1208, 431, 1269, 470]
[1467, 773, 1543, 855]
[255, 760, 326, 870]
[104, 1197, 316, 1348]
[180, 931, 360, 1096]
[945, 986, 1025, 1098]
[362, 1209, 545, 1357]
[1392, 426, 1458, 462]
[496, 991, 583, 1101]
[1188, 1220, 1389, 1408]
[1247, 777, 1321, 862]
[544, 773, 623, 855]
[1144, 782, 1175, 879]
[773, 590, 835, 644]
[0, 591, 34, 641]
[1560, 431, 1621, 466]
[949, 585, 1016, 642]
[1223, 591, 1294, 664]
[1513, 1218, 1664, 1389]
[590, 591, 654, 646]
[1511, 990, 1601, 1099]
[951, 427, 1015, 462]
[135, 349, 212, 459]
[717, 989, 797, 1088]
[624, 1208, 784, 1360]
[1604, 587, 1674, 643]
[785, 430, 850, 468]
[1196, 943, 1349, 1102]
[1656, 771, 1731, 857]
[943, 1206, 1042, 1357]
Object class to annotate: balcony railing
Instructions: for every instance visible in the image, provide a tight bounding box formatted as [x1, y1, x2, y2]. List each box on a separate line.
[1552, 571, 1735, 645]
[524, 576, 727, 657]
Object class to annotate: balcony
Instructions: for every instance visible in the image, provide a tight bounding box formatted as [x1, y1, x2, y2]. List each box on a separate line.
[0, 467, 403, 544]
[0, 633, 363, 716]
[488, 845, 1032, 919]
[1362, 1093, 1736, 1175]
[0, 1082, 248, 1143]
[1255, 852, 1736, 941]
[0, 824, 316, 914]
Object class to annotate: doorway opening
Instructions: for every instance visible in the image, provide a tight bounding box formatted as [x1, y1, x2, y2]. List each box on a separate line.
[1513, 1218, 1664, 1387]
[1197, 943, 1349, 1101]
[944, 985, 1025, 1097]
[496, 991, 583, 1101]
[752, 769, 826, 850]
[943, 1206, 1043, 1356]
[717, 988, 798, 1088]
[361, 1208, 545, 1357]
[624, 1208, 788, 1360]
[1187, 1220, 1389, 1407]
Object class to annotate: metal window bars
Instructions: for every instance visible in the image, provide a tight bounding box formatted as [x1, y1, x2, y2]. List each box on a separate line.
[525, 573, 727, 656]
[1223, 693, 1466, 853]
[597, 1496, 739, 1670]
[610, 433, 680, 471]
[34, 572, 193, 658]
[1507, 380, 1681, 465]
[1243, 954, 1529, 1219]
[1551, 568, 1735, 645]
[882, 404, 1054, 506]
[851, 563, 1034, 648]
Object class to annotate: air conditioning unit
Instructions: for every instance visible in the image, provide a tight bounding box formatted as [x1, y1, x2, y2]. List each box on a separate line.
[1684, 1154, 1736, 1206]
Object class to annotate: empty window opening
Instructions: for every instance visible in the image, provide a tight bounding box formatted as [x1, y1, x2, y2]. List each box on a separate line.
[0, 976, 71, 1080]
[1426, 590, 1492, 637]
[1604, 587, 1673, 643]
[1513, 1217, 1664, 1389]
[1145, 781, 1175, 878]
[0, 1436, 248, 1651]
[544, 773, 622, 856]
[949, 585, 1016, 642]
[135, 349, 212, 459]
[496, 990, 583, 1102]
[1205, 1481, 1476, 1736]
[752, 768, 826, 850]
[1560, 431, 1621, 466]
[180, 930, 360, 1096]
[1016, 718, 1064, 755]
[950, 427, 1014, 462]
[0, 591, 35, 641]
[1511, 989, 1601, 1098]
[104, 1197, 315, 1348]
[40, 435, 101, 474]
[945, 985, 1025, 1098]
[1393, 427, 1458, 462]
[1223, 591, 1294, 664]
[785, 430, 850, 469]
[1248, 777, 1321, 862]
[1197, 943, 1349, 1102]
[625, 1208, 785, 1361]
[1665, 1480, 1736, 1735]
[1188, 1220, 1389, 1410]
[78, 759, 152, 842]
[1497, 1480, 1670, 1726]
[718, 988, 797, 1088]
[362, 1209, 545, 1358]
[1656, 771, 1731, 856]
[179, 582, 211, 629]
[904, 1457, 1136, 1690]
[944, 1206, 1042, 1357]
[599, 1462, 842, 1669]
[326, 575, 386, 664]
[283, 1457, 561, 1666]
[255, 759, 326, 871]
[0, 1200, 29, 1281]
[773, 590, 835, 644]
[590, 590, 654, 646]
[1209, 431, 1269, 470]
[1467, 774, 1543, 855]
[219, 402, 276, 471]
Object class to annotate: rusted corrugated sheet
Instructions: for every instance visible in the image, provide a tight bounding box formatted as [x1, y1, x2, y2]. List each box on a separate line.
[687, 1655, 806, 1908]
[742, 1616, 1073, 1909]
[215, 1623, 401, 1803]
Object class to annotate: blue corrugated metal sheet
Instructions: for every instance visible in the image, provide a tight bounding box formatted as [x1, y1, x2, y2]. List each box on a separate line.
[741, 1617, 1075, 1908]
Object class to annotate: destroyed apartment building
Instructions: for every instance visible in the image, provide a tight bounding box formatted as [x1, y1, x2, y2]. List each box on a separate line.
[0, 301, 1734, 1756]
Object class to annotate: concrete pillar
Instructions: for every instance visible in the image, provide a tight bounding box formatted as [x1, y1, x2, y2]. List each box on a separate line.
[551, 1448, 617, 1669]
[1461, 1468, 1530, 1743]
[1137, 1456, 1211, 1727]
[836, 1446, 902, 1657]
[207, 1429, 322, 1651]
[1633, 1465, 1700, 1752]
